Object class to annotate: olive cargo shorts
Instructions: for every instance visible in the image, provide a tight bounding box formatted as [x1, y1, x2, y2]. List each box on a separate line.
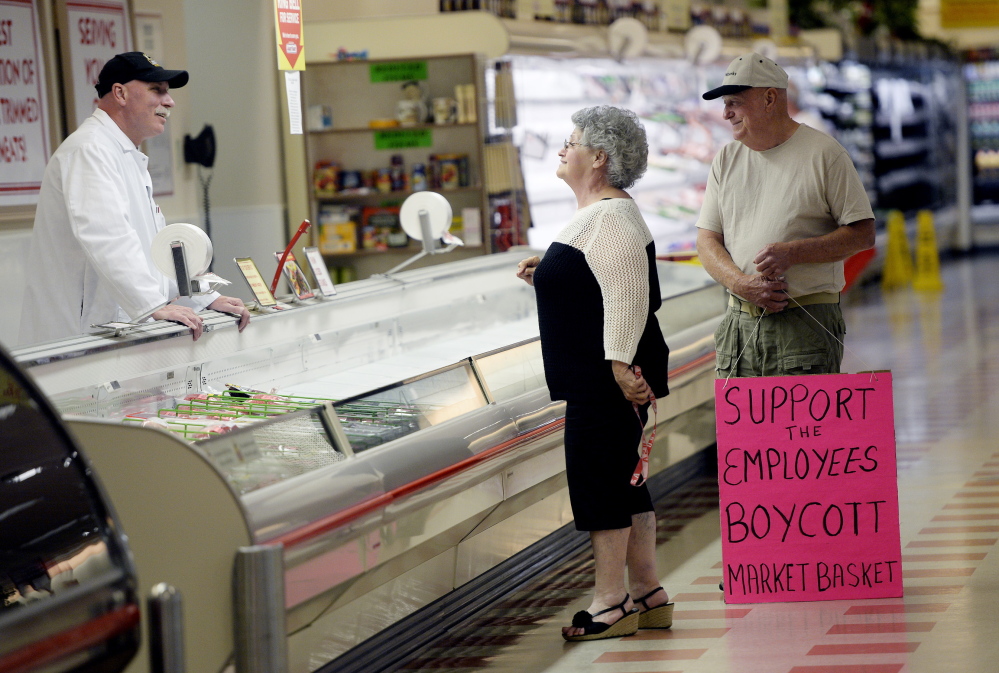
[714, 303, 846, 378]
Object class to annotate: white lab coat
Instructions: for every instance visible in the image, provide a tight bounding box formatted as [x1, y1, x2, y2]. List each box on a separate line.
[18, 109, 217, 345]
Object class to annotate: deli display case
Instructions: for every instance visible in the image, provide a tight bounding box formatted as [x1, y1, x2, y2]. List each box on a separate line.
[10, 250, 724, 673]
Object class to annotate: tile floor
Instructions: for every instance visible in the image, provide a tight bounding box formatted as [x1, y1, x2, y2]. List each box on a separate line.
[393, 253, 999, 673]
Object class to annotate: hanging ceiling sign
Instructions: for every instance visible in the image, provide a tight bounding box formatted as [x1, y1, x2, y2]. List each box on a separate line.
[941, 0, 999, 28]
[0, 0, 51, 206]
[274, 0, 304, 71]
[716, 372, 902, 604]
[63, 0, 132, 131]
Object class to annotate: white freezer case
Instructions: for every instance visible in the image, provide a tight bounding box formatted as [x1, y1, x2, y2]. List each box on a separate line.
[12, 250, 725, 673]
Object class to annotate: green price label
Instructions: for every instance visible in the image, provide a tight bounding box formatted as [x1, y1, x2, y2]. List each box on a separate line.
[374, 129, 433, 150]
[370, 61, 428, 83]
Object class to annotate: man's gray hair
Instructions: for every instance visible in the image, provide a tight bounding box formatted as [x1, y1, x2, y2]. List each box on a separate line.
[571, 105, 648, 189]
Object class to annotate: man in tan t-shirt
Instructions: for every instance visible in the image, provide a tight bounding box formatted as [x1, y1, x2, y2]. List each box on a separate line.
[695, 53, 875, 377]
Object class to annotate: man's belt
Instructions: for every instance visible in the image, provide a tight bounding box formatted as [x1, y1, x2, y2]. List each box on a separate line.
[728, 291, 840, 317]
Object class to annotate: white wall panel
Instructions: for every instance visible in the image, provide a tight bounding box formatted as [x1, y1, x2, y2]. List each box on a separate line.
[0, 229, 32, 348]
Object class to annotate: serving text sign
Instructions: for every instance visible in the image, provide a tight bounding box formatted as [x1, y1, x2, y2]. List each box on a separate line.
[716, 372, 901, 604]
[64, 0, 132, 130]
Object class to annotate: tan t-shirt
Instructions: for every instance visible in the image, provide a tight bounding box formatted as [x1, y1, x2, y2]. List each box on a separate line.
[696, 124, 874, 297]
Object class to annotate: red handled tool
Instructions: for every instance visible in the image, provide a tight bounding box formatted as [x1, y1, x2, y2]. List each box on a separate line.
[630, 365, 658, 487]
[271, 220, 312, 295]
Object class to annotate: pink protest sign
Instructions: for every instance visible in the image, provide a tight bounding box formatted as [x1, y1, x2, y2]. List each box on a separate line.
[716, 372, 901, 603]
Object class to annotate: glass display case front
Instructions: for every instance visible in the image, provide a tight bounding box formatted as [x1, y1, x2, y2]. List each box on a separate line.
[164, 353, 511, 496]
[473, 338, 545, 403]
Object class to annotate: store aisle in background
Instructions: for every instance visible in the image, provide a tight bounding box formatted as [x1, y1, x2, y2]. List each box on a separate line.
[390, 252, 999, 673]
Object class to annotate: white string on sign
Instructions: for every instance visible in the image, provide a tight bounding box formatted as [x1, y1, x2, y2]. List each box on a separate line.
[786, 296, 880, 383]
[722, 310, 766, 389]
[723, 298, 880, 387]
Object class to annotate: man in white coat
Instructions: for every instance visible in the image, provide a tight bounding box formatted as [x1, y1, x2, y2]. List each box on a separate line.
[18, 52, 249, 345]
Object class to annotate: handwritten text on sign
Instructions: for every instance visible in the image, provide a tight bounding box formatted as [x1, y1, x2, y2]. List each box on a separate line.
[0, 0, 50, 205]
[716, 373, 901, 603]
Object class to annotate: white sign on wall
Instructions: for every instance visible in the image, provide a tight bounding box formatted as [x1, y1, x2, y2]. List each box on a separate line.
[0, 0, 51, 206]
[135, 12, 172, 196]
[65, 0, 132, 130]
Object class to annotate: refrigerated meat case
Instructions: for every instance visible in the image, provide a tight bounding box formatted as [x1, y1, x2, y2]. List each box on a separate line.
[868, 61, 960, 216]
[505, 54, 730, 257]
[11, 250, 723, 673]
[963, 50, 999, 220]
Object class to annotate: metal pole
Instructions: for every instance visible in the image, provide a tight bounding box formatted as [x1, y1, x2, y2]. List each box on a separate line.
[148, 583, 184, 673]
[170, 241, 192, 297]
[233, 544, 287, 673]
[418, 209, 437, 254]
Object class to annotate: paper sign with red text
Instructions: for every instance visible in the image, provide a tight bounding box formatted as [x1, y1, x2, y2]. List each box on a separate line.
[65, 0, 132, 129]
[0, 0, 51, 205]
[716, 372, 901, 603]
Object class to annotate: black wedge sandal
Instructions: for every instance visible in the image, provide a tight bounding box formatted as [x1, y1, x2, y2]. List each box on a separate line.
[562, 593, 639, 642]
[635, 587, 674, 629]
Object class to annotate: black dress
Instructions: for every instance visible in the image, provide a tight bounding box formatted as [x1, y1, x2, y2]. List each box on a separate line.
[533, 199, 670, 531]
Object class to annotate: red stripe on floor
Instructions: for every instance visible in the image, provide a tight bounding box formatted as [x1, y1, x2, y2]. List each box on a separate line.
[906, 538, 997, 547]
[712, 562, 723, 569]
[788, 665, 904, 673]
[692, 576, 723, 584]
[493, 597, 576, 609]
[432, 634, 520, 648]
[675, 609, 753, 619]
[844, 603, 949, 614]
[903, 553, 987, 561]
[973, 471, 999, 477]
[920, 525, 999, 533]
[594, 649, 707, 663]
[807, 642, 919, 655]
[627, 627, 730, 640]
[536, 578, 593, 591]
[468, 614, 548, 627]
[951, 491, 999, 498]
[826, 622, 934, 634]
[401, 656, 493, 669]
[903, 567, 975, 577]
[672, 592, 724, 601]
[965, 479, 999, 487]
[933, 513, 999, 521]
[942, 502, 999, 509]
[903, 586, 963, 595]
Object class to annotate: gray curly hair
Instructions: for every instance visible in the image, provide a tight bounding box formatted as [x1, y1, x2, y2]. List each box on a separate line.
[571, 105, 648, 189]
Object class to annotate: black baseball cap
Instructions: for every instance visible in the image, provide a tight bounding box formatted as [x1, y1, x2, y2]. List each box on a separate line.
[95, 52, 189, 98]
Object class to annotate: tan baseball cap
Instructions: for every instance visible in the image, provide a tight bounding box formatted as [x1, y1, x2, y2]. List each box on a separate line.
[702, 52, 788, 100]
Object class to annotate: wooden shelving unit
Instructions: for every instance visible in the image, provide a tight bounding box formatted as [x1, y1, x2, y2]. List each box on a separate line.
[301, 54, 490, 280]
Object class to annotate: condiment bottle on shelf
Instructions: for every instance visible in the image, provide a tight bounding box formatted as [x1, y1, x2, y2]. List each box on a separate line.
[390, 154, 408, 191]
[411, 163, 428, 191]
[376, 168, 393, 193]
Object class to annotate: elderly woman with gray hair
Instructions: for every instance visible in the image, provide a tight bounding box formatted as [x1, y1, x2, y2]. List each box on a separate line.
[517, 105, 673, 641]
